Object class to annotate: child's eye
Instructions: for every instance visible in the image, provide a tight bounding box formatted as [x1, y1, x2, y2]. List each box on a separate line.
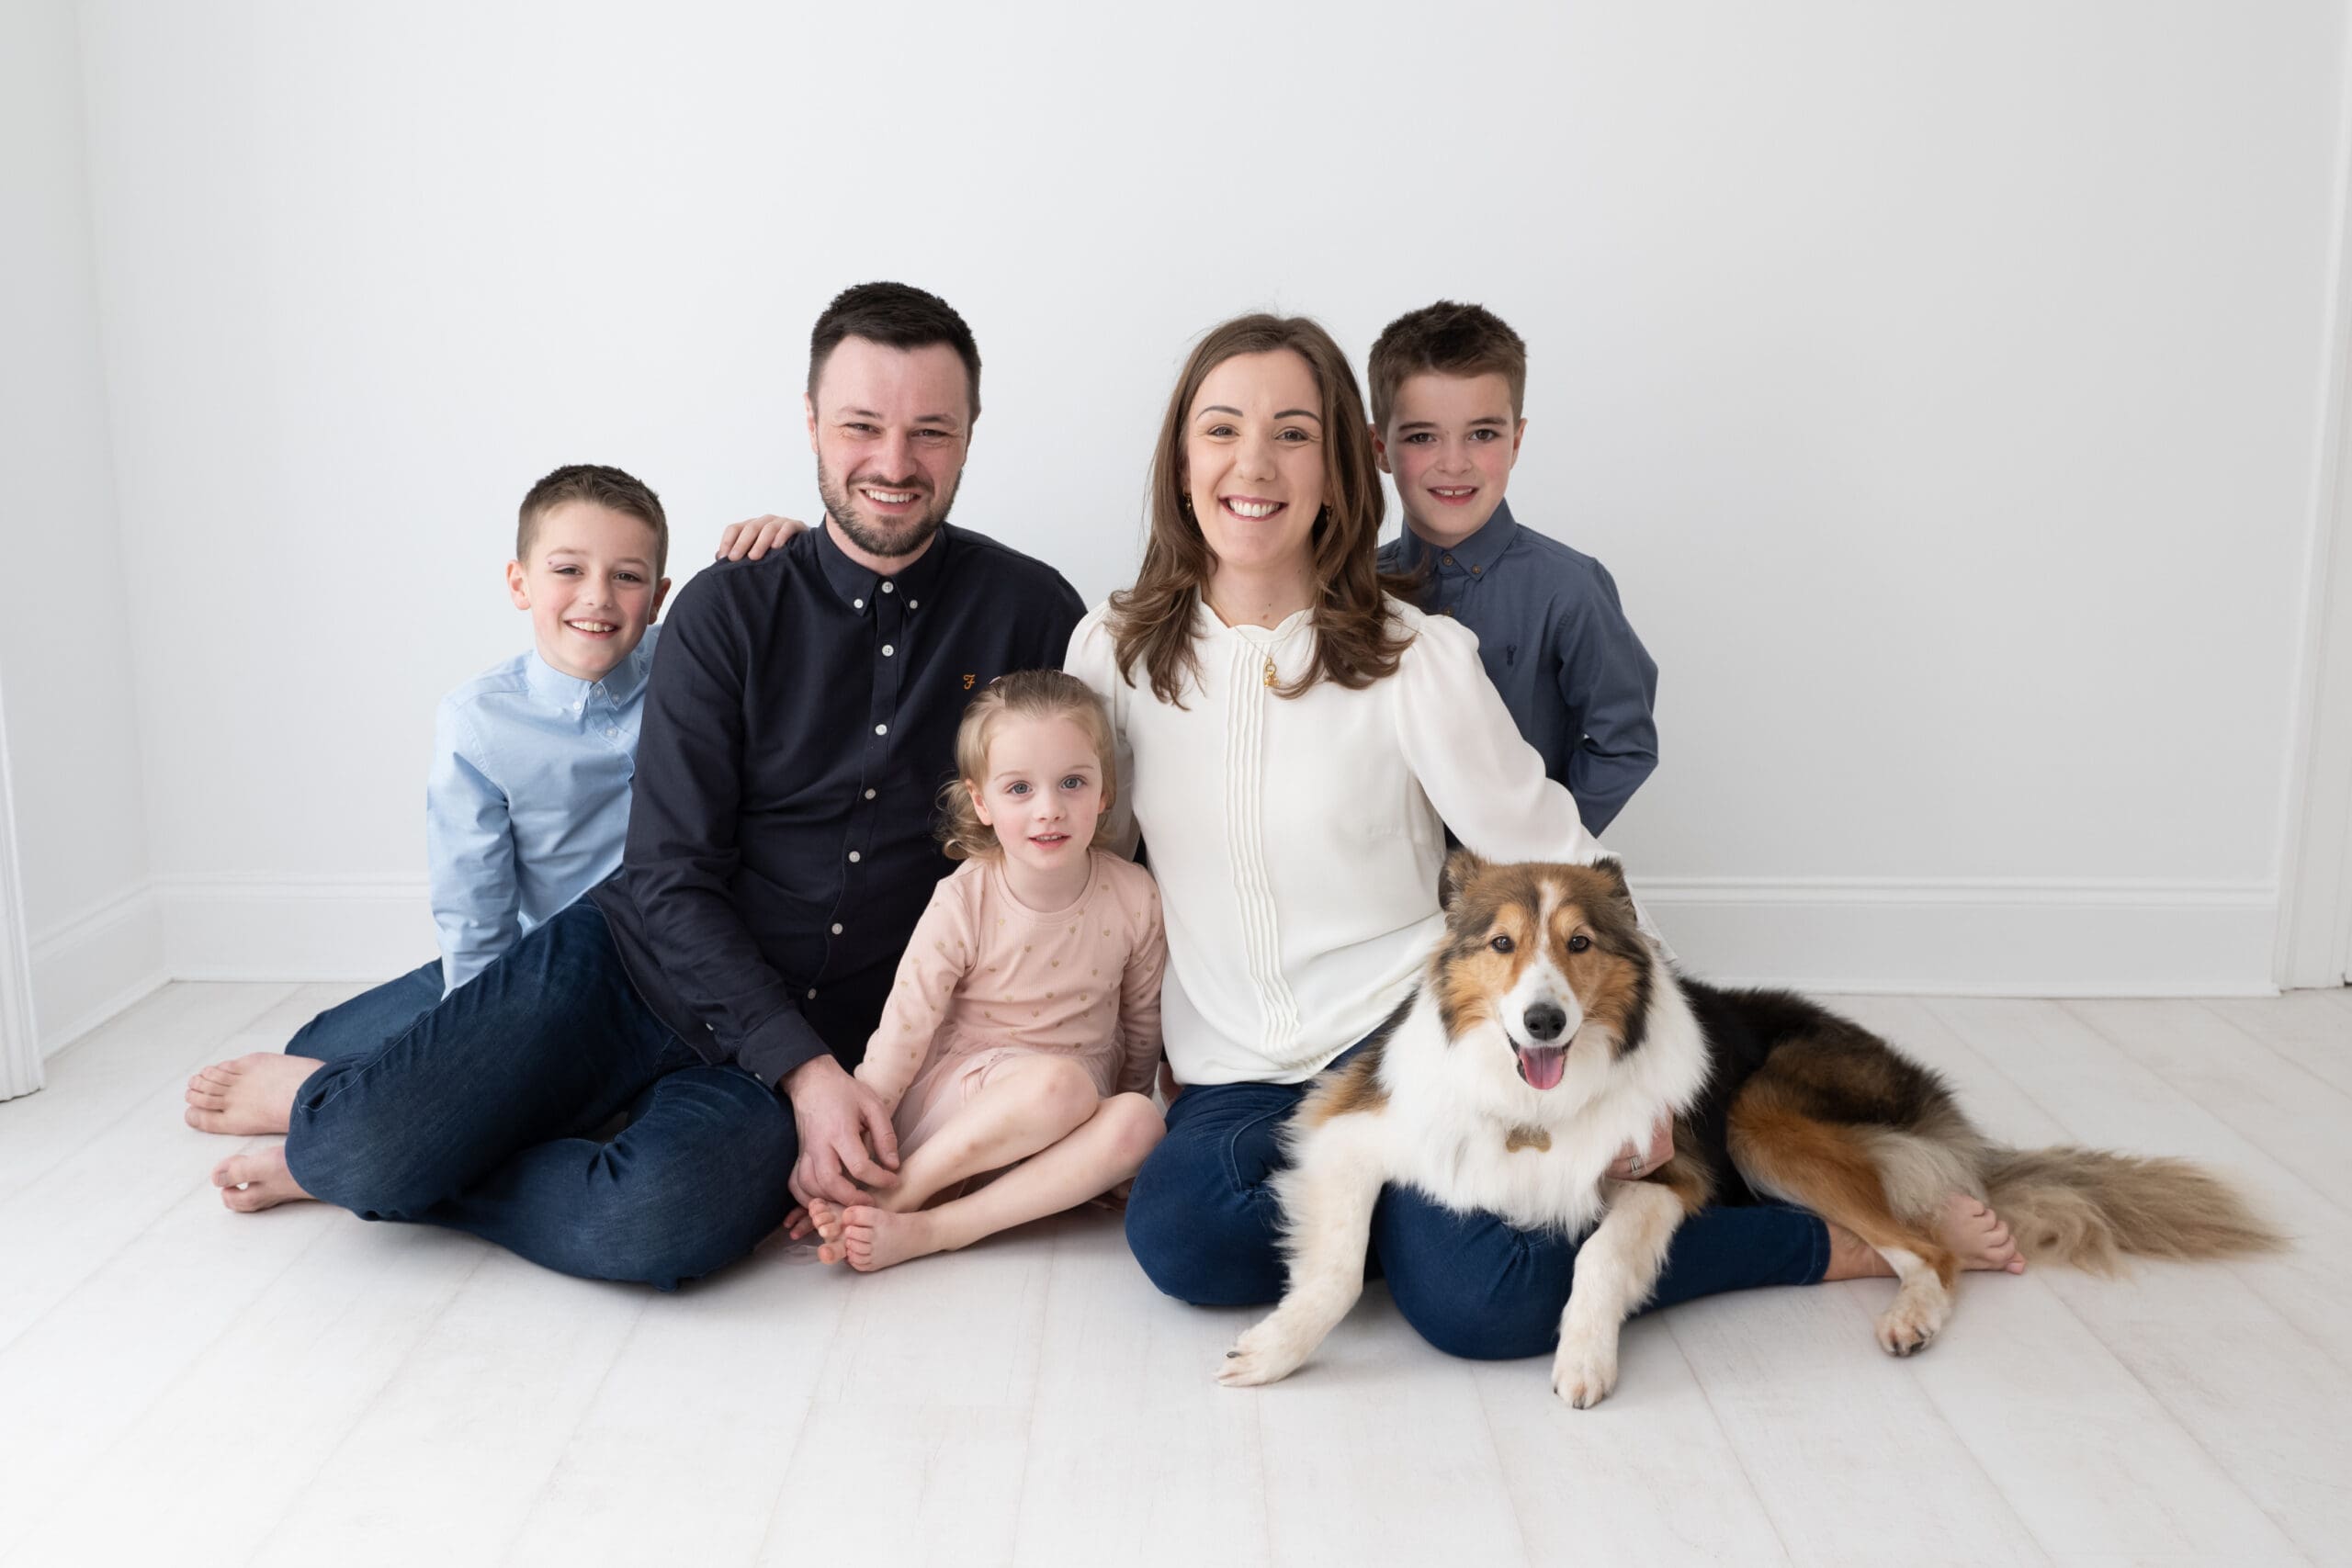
[1061, 775, 1087, 791]
[552, 564, 580, 575]
[1402, 432, 1433, 445]
[616, 571, 643, 584]
[1470, 428, 1499, 442]
[1006, 782, 1030, 796]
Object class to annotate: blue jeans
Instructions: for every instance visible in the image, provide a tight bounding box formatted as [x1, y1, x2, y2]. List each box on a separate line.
[285, 958, 445, 1061]
[1125, 1057, 1831, 1360]
[281, 903, 797, 1290]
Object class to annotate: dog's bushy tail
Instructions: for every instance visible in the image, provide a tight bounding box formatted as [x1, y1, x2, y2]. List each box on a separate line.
[1980, 1146, 2285, 1276]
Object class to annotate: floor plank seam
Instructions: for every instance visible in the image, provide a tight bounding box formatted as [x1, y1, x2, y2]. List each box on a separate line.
[1657, 1315, 1798, 1567]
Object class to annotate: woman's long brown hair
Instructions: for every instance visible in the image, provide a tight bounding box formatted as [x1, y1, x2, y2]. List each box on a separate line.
[1106, 313, 1417, 705]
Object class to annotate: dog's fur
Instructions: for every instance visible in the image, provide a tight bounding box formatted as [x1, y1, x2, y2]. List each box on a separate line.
[1218, 852, 2286, 1407]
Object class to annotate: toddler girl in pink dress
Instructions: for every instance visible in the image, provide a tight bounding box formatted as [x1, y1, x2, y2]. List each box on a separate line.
[808, 670, 1167, 1270]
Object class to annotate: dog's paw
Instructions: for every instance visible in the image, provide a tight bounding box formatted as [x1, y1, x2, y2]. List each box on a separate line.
[1551, 1326, 1622, 1409]
[1217, 1314, 1315, 1388]
[1873, 1288, 1951, 1358]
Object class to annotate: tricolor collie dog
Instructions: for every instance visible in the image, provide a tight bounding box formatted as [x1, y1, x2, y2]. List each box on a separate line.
[1219, 852, 2283, 1408]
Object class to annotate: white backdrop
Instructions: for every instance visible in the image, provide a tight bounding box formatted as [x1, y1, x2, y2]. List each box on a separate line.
[11, 0, 2350, 1030]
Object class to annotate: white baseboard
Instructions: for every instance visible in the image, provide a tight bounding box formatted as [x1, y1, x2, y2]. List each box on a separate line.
[153, 874, 438, 982]
[1643, 876, 2279, 997]
[132, 872, 2282, 999]
[28, 882, 168, 1055]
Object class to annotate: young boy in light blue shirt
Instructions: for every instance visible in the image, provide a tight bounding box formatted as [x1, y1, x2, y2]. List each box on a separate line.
[190, 465, 675, 1089]
[1370, 301, 1659, 835]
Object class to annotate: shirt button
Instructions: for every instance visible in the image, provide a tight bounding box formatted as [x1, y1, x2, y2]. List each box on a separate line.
[882, 644, 895, 657]
[605, 728, 618, 739]
[880, 581, 896, 594]
[864, 788, 876, 800]
[807, 987, 818, 999]
[854, 597, 865, 610]
[1442, 554, 1455, 566]
[848, 850, 862, 863]
[908, 599, 919, 609]
[875, 723, 888, 736]
[831, 922, 842, 935]
[1471, 565, 1482, 575]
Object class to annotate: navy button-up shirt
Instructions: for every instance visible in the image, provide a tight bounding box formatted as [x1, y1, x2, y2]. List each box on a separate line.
[1379, 500, 1658, 834]
[592, 521, 1085, 1088]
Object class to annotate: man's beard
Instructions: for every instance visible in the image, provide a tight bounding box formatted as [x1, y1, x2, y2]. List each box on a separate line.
[817, 457, 959, 561]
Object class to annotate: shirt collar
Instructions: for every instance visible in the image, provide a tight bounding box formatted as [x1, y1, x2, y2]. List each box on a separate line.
[522, 632, 655, 713]
[1395, 498, 1521, 581]
[813, 517, 956, 615]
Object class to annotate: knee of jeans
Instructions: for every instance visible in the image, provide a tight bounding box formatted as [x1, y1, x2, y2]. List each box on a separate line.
[1379, 1218, 1572, 1362]
[582, 1090, 797, 1290]
[1124, 1147, 1280, 1308]
[578, 1147, 794, 1291]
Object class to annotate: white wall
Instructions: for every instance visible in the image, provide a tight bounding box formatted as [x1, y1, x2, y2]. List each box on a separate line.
[60, 0, 2352, 993]
[2, 0, 163, 1048]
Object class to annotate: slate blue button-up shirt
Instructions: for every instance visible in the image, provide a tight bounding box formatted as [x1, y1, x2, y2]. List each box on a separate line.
[1379, 501, 1658, 834]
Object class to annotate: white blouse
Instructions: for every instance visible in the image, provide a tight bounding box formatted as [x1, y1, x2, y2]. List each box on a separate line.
[1066, 595, 1618, 1088]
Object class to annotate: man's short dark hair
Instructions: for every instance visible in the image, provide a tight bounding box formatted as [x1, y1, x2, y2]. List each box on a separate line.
[808, 281, 982, 421]
[515, 463, 669, 577]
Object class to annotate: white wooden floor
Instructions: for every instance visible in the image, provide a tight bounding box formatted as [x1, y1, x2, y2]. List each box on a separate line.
[2, 983, 2348, 1567]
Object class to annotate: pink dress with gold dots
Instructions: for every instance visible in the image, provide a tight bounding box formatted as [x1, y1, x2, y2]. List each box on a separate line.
[856, 850, 1165, 1158]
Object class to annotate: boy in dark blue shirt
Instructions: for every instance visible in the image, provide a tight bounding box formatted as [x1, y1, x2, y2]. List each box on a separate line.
[1370, 302, 1658, 835]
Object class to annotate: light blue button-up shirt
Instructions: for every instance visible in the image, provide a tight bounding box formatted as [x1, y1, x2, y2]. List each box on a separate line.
[425, 625, 660, 993]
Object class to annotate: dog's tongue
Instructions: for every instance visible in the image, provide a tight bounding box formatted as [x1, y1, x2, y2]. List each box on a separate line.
[1516, 1045, 1567, 1090]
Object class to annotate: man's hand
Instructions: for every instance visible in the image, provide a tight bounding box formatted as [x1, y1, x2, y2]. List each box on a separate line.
[1607, 1112, 1675, 1181]
[715, 514, 808, 561]
[781, 1054, 900, 1209]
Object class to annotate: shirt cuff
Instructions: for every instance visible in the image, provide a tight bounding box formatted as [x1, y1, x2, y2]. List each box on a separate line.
[733, 1009, 832, 1090]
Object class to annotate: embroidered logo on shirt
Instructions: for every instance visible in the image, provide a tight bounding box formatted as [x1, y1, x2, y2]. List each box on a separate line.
[963, 673, 977, 689]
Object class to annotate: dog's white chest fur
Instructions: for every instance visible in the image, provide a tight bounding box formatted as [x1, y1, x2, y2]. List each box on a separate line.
[1369, 974, 1711, 1235]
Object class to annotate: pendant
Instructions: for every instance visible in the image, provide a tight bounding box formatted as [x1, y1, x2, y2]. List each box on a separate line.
[1263, 656, 1277, 687]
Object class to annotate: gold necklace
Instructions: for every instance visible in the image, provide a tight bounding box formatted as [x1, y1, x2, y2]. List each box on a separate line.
[1263, 656, 1277, 687]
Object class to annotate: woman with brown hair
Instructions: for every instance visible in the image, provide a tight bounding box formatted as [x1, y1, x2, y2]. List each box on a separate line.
[1067, 313, 1843, 1358]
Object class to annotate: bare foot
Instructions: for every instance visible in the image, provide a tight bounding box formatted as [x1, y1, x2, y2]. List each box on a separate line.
[806, 1200, 849, 1265]
[184, 1053, 320, 1135]
[1940, 1193, 2026, 1274]
[839, 1204, 947, 1271]
[211, 1145, 313, 1212]
[1821, 1195, 2027, 1280]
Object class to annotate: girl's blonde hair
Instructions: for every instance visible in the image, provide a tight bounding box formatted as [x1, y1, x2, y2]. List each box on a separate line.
[938, 670, 1118, 861]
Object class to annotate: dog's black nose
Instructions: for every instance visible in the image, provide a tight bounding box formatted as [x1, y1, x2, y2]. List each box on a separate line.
[1523, 1003, 1566, 1042]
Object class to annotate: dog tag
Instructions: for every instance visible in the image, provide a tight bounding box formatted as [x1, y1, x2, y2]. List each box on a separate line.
[1504, 1127, 1552, 1154]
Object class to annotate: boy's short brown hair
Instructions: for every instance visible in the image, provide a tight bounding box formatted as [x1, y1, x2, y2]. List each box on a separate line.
[1366, 300, 1529, 429]
[515, 464, 669, 577]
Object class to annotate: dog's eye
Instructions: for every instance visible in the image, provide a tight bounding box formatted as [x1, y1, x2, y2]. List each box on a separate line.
[1488, 934, 1515, 954]
[1566, 933, 1592, 953]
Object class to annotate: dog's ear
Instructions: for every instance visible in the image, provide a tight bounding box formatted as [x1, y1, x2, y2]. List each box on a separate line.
[1440, 848, 1489, 911]
[1589, 856, 1633, 906]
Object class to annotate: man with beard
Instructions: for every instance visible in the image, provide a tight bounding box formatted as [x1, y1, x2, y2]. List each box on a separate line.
[196, 283, 1085, 1288]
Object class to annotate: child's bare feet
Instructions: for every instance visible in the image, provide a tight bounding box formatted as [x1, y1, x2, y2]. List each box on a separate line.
[805, 1200, 848, 1264]
[839, 1204, 947, 1271]
[211, 1145, 313, 1212]
[184, 1053, 319, 1135]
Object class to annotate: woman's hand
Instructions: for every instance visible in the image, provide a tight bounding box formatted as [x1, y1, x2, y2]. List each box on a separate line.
[1607, 1113, 1674, 1181]
[715, 514, 808, 561]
